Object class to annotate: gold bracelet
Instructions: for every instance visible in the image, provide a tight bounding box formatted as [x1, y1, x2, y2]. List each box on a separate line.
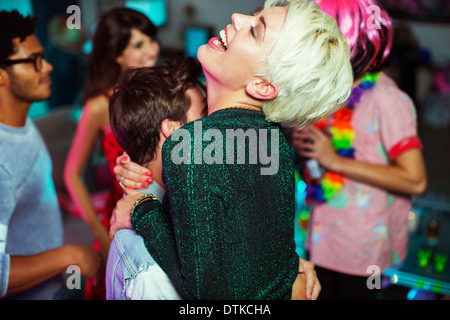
[130, 193, 158, 216]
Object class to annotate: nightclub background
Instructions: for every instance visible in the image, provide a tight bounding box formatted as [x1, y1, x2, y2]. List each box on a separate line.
[1, 0, 449, 300]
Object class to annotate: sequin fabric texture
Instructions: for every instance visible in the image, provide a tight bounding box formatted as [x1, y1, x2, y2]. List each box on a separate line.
[132, 108, 298, 299]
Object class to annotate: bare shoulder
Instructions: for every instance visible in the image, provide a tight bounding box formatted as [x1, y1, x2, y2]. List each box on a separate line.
[84, 95, 109, 117]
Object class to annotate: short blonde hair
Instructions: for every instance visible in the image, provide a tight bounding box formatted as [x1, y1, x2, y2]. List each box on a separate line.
[259, 0, 353, 128]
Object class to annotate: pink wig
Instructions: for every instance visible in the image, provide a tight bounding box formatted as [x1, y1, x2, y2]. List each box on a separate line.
[314, 0, 393, 79]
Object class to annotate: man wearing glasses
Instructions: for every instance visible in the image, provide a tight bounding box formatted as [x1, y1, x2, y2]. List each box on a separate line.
[0, 10, 102, 300]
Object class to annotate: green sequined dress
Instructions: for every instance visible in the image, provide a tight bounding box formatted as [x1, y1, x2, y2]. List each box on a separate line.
[131, 108, 298, 299]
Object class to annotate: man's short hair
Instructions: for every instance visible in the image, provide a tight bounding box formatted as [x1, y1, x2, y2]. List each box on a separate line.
[0, 10, 38, 64]
[259, 0, 353, 128]
[109, 56, 204, 166]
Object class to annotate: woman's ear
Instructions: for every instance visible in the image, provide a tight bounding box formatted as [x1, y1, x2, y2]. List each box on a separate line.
[160, 118, 181, 138]
[245, 77, 278, 101]
[115, 55, 124, 67]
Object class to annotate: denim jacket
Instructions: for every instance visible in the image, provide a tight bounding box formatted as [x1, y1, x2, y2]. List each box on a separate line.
[105, 182, 181, 300]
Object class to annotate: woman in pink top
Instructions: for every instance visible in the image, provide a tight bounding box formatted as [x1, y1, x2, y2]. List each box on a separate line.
[291, 0, 427, 299]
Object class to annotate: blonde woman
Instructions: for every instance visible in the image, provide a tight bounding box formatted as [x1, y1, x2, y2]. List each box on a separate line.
[111, 0, 352, 299]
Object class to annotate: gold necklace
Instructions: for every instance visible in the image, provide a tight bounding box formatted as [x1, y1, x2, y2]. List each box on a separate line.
[220, 105, 262, 112]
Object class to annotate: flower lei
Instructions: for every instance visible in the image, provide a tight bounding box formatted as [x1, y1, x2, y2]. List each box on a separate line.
[302, 72, 382, 204]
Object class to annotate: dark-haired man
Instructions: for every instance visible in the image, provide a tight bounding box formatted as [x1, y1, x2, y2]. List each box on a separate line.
[106, 57, 207, 299]
[0, 10, 102, 300]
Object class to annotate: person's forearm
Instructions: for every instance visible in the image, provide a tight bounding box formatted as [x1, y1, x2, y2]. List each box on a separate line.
[330, 150, 426, 195]
[65, 175, 110, 259]
[7, 245, 77, 295]
[64, 174, 109, 242]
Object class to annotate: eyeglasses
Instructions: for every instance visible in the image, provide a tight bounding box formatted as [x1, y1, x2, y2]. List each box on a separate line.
[0, 52, 46, 72]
